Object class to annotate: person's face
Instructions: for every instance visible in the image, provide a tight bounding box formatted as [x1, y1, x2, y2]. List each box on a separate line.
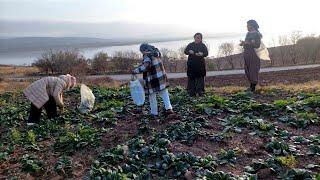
[247, 24, 254, 32]
[194, 35, 202, 44]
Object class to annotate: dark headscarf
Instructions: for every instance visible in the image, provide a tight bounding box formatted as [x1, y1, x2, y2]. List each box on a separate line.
[140, 43, 157, 53]
[247, 20, 259, 31]
[139, 43, 161, 57]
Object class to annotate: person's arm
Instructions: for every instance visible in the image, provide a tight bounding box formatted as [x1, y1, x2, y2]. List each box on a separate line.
[133, 56, 152, 74]
[52, 81, 65, 107]
[202, 44, 209, 57]
[195, 44, 209, 57]
[149, 48, 161, 57]
[244, 33, 261, 48]
[184, 43, 193, 55]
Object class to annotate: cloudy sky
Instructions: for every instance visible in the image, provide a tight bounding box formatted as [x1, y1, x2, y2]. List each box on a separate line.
[0, 0, 319, 37]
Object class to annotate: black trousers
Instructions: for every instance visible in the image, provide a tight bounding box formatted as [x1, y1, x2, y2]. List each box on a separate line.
[28, 96, 58, 124]
[187, 77, 205, 96]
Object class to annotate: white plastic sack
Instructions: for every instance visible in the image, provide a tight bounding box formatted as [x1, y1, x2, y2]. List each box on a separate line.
[78, 84, 95, 114]
[255, 41, 271, 61]
[130, 77, 145, 106]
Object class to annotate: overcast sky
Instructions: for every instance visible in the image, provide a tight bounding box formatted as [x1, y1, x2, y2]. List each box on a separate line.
[0, 0, 319, 37]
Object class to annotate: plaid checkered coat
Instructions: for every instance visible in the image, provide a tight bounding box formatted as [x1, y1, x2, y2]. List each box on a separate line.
[134, 55, 169, 95]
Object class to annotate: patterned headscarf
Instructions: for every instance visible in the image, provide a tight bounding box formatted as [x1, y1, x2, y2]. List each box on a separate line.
[59, 74, 76, 89]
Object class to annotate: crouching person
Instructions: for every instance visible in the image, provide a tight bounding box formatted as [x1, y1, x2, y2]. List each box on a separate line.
[23, 74, 76, 125]
[132, 43, 174, 118]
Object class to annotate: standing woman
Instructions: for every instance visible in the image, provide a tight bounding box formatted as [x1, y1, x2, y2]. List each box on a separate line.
[184, 33, 208, 96]
[240, 20, 262, 92]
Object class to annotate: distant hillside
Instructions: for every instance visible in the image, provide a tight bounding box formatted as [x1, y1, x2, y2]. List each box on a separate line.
[0, 34, 241, 53]
[0, 37, 181, 53]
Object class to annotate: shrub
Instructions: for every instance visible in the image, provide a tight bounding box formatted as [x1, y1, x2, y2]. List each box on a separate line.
[33, 50, 90, 75]
[297, 36, 320, 63]
[111, 51, 140, 73]
[91, 51, 109, 74]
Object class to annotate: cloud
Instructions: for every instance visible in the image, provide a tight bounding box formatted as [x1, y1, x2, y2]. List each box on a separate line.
[0, 0, 319, 35]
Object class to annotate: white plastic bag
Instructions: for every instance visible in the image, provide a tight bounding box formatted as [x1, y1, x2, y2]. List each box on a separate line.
[130, 76, 145, 106]
[255, 41, 271, 61]
[78, 84, 95, 114]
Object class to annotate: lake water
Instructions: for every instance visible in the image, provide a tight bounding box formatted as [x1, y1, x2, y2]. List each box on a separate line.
[0, 35, 275, 65]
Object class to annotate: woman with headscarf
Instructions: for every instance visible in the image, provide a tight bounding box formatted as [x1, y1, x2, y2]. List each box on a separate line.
[132, 43, 174, 118]
[240, 20, 262, 92]
[24, 74, 76, 125]
[184, 33, 208, 96]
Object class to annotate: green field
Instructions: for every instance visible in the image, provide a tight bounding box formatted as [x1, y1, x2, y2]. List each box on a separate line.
[0, 87, 319, 179]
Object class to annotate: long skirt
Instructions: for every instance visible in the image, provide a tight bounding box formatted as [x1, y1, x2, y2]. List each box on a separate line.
[244, 49, 261, 84]
[187, 77, 205, 96]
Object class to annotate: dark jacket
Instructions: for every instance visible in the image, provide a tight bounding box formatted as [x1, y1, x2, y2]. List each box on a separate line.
[184, 42, 208, 78]
[244, 31, 262, 51]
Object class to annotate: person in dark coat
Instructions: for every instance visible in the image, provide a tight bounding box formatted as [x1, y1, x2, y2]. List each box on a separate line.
[240, 20, 262, 92]
[184, 33, 208, 96]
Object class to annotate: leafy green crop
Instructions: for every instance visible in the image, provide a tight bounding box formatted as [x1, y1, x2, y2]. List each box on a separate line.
[21, 154, 44, 174]
[9, 128, 22, 144]
[27, 130, 36, 145]
[307, 144, 320, 156]
[54, 156, 73, 177]
[0, 144, 14, 162]
[275, 155, 297, 168]
[54, 124, 101, 154]
[265, 138, 296, 156]
[1, 87, 320, 179]
[217, 148, 240, 165]
[281, 168, 313, 180]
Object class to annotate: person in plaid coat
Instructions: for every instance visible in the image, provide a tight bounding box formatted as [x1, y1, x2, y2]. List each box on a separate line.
[132, 43, 174, 117]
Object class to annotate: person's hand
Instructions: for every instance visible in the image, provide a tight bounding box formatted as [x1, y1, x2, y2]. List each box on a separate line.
[196, 52, 204, 56]
[239, 40, 245, 46]
[143, 51, 151, 55]
[188, 50, 194, 54]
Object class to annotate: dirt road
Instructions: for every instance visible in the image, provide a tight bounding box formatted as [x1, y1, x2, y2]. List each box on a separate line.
[106, 64, 320, 81]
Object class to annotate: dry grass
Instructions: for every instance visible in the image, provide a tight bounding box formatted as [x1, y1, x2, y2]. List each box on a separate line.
[77, 76, 121, 88]
[0, 80, 30, 94]
[0, 66, 39, 77]
[210, 80, 320, 94]
[0, 76, 121, 94]
[1, 72, 319, 95]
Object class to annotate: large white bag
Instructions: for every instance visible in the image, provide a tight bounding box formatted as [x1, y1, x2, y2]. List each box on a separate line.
[78, 84, 95, 114]
[130, 76, 145, 106]
[255, 41, 271, 61]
